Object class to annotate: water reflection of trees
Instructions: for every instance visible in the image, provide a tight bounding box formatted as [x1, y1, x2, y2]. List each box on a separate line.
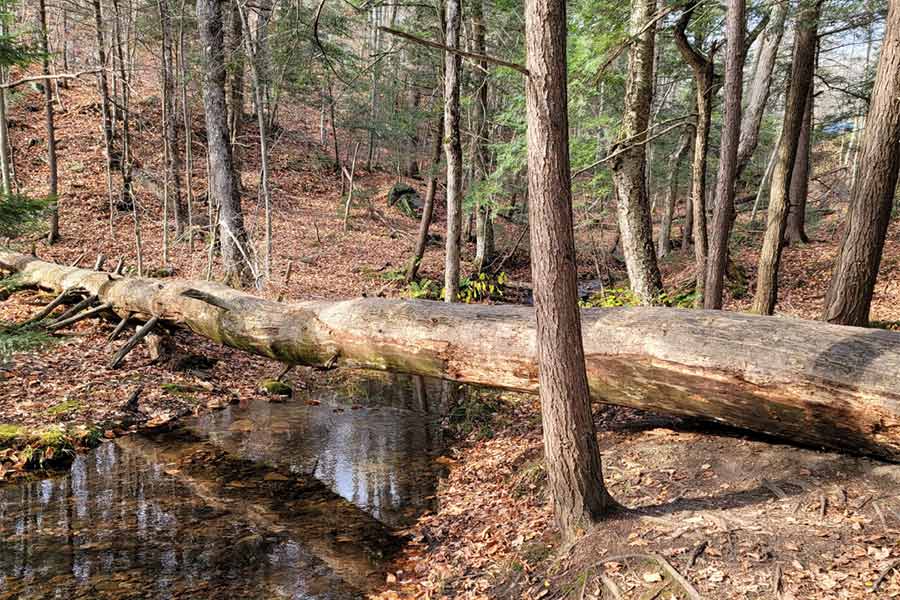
[195, 373, 450, 527]
[0, 443, 341, 598]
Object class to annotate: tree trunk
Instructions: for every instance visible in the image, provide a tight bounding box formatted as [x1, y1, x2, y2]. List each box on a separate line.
[38, 0, 59, 244]
[704, 0, 745, 309]
[92, 0, 116, 232]
[735, 0, 788, 180]
[404, 88, 420, 178]
[6, 249, 900, 462]
[471, 0, 494, 273]
[752, 0, 821, 315]
[443, 0, 463, 303]
[407, 115, 443, 282]
[159, 0, 187, 235]
[525, 0, 613, 540]
[610, 0, 664, 305]
[674, 5, 715, 303]
[227, 0, 244, 157]
[197, 0, 254, 286]
[657, 128, 692, 258]
[823, 2, 900, 327]
[784, 83, 813, 246]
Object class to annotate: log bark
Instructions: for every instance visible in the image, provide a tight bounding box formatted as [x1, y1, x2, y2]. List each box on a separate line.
[4, 250, 900, 461]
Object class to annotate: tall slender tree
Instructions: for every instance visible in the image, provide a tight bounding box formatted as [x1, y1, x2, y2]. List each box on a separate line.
[784, 82, 813, 245]
[197, 0, 254, 286]
[610, 0, 663, 305]
[823, 1, 900, 326]
[752, 0, 821, 315]
[471, 0, 494, 272]
[443, 0, 463, 303]
[673, 3, 716, 302]
[525, 0, 614, 542]
[38, 0, 58, 243]
[704, 0, 745, 309]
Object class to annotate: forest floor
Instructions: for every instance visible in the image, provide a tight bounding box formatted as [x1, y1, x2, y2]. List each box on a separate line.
[2, 77, 900, 598]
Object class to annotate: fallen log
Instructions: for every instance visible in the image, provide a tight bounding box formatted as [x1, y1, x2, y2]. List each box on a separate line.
[2, 250, 900, 460]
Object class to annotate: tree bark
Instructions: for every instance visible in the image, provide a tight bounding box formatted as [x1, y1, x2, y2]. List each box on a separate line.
[443, 0, 463, 303]
[6, 249, 900, 462]
[823, 2, 900, 326]
[657, 128, 692, 258]
[38, 0, 59, 243]
[735, 0, 788, 180]
[227, 0, 244, 157]
[674, 4, 715, 303]
[471, 0, 494, 273]
[610, 0, 664, 305]
[197, 0, 254, 286]
[406, 114, 443, 282]
[525, 0, 613, 539]
[159, 0, 187, 235]
[704, 0, 745, 309]
[784, 83, 813, 246]
[752, 0, 821, 315]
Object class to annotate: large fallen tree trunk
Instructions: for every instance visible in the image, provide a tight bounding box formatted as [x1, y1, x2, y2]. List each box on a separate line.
[3, 250, 900, 460]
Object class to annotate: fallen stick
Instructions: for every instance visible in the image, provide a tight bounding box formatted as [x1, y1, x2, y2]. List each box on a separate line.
[106, 312, 133, 345]
[108, 315, 159, 369]
[50, 293, 98, 325]
[4, 250, 900, 460]
[21, 288, 75, 325]
[46, 302, 113, 330]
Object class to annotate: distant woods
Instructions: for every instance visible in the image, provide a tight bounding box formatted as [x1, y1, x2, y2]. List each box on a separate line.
[0, 0, 896, 320]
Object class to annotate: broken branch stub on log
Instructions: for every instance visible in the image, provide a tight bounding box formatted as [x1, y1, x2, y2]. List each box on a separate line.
[2, 250, 900, 460]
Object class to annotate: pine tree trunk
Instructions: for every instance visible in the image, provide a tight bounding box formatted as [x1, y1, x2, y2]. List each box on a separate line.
[197, 0, 254, 286]
[784, 83, 813, 246]
[735, 0, 788, 180]
[658, 128, 692, 258]
[823, 2, 900, 326]
[705, 0, 745, 309]
[524, 0, 612, 541]
[752, 0, 821, 315]
[610, 0, 664, 305]
[38, 0, 59, 243]
[443, 0, 463, 303]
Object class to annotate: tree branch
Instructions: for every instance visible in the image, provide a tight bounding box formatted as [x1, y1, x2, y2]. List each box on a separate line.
[1, 69, 101, 89]
[379, 26, 529, 76]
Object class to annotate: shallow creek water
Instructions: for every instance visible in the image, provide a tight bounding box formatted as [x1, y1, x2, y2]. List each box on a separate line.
[0, 373, 452, 599]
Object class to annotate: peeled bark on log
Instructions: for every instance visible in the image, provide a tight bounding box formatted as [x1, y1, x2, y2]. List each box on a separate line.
[3, 250, 900, 460]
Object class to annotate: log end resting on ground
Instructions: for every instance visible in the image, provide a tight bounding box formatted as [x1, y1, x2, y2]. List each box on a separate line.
[2, 250, 900, 460]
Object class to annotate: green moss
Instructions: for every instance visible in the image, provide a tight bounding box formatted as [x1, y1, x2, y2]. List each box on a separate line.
[0, 423, 24, 445]
[260, 379, 292, 396]
[46, 399, 81, 416]
[0, 321, 57, 358]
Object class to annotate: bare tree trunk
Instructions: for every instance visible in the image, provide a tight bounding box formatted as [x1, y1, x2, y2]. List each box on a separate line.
[111, 0, 134, 223]
[197, 0, 254, 286]
[404, 88, 421, 178]
[159, 0, 187, 235]
[178, 0, 194, 251]
[735, 0, 788, 180]
[92, 0, 116, 233]
[704, 0, 745, 309]
[752, 0, 821, 315]
[227, 0, 244, 157]
[657, 128, 692, 258]
[524, 0, 612, 542]
[784, 82, 813, 245]
[674, 4, 715, 303]
[443, 0, 463, 303]
[38, 0, 59, 243]
[610, 0, 664, 305]
[0, 15, 11, 195]
[823, 2, 900, 326]
[407, 114, 443, 282]
[471, 0, 494, 272]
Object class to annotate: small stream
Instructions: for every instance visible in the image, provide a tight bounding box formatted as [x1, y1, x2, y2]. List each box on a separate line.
[0, 373, 454, 599]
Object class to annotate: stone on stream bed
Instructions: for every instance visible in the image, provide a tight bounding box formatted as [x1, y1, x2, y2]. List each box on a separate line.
[259, 378, 293, 398]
